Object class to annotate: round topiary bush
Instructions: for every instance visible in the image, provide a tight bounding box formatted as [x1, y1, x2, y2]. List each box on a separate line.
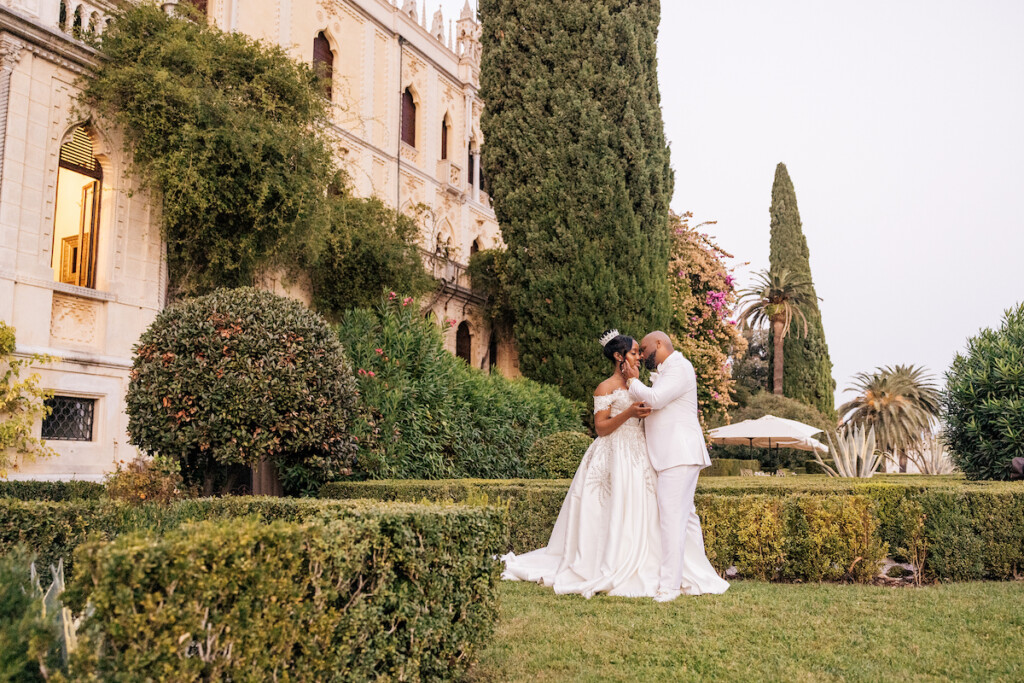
[126, 287, 358, 495]
[944, 302, 1024, 480]
[526, 431, 593, 478]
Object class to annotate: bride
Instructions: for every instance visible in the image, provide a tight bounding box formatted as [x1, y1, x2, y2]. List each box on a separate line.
[501, 331, 663, 597]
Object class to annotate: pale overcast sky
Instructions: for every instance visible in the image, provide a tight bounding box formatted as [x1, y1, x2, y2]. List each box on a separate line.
[441, 0, 1024, 410]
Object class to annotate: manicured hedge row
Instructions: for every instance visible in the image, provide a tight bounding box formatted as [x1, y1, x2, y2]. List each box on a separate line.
[0, 496, 507, 582]
[61, 502, 504, 681]
[704, 458, 762, 476]
[321, 478, 1024, 582]
[0, 480, 105, 501]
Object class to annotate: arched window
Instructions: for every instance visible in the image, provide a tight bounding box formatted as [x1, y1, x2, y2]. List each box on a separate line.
[72, 5, 83, 38]
[440, 114, 449, 160]
[89, 11, 99, 34]
[313, 32, 334, 100]
[58, 0, 67, 31]
[467, 142, 475, 188]
[470, 238, 480, 257]
[51, 127, 102, 289]
[456, 322, 472, 363]
[401, 88, 416, 147]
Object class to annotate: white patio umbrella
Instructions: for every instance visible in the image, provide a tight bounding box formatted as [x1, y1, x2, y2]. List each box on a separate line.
[708, 414, 829, 453]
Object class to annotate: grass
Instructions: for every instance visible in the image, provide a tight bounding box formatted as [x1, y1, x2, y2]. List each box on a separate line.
[472, 580, 1024, 682]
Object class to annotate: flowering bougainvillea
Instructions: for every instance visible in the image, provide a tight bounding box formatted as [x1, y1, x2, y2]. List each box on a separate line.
[667, 212, 747, 428]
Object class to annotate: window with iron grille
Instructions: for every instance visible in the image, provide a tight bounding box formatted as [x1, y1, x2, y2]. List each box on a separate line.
[41, 396, 95, 441]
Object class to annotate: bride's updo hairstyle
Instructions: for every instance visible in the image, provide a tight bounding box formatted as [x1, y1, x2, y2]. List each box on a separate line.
[599, 329, 635, 363]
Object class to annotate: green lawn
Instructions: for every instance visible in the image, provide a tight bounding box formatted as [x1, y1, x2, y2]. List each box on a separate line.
[473, 580, 1024, 682]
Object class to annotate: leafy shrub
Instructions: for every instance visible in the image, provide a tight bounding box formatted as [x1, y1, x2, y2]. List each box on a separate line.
[944, 302, 1024, 480]
[126, 288, 358, 496]
[526, 431, 592, 478]
[0, 481, 104, 501]
[306, 197, 434, 319]
[104, 456, 192, 505]
[321, 477, 1024, 582]
[63, 503, 504, 680]
[0, 547, 58, 681]
[0, 322, 55, 477]
[335, 297, 584, 479]
[704, 458, 762, 477]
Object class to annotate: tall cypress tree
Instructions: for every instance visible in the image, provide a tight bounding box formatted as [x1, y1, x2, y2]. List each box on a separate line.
[767, 163, 836, 417]
[478, 0, 673, 402]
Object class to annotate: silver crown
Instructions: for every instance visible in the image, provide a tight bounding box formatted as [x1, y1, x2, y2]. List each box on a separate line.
[598, 329, 620, 347]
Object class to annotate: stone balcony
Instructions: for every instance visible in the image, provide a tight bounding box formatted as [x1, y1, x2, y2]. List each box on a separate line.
[419, 247, 484, 306]
[1, 0, 113, 39]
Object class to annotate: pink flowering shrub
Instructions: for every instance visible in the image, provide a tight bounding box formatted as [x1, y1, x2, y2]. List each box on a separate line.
[667, 212, 747, 428]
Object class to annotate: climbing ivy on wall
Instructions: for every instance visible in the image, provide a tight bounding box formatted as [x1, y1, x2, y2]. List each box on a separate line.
[81, 3, 428, 310]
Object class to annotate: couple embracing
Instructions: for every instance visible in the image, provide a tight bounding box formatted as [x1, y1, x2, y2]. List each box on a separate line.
[502, 330, 729, 602]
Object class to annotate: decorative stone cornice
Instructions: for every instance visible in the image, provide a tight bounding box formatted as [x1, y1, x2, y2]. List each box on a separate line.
[0, 34, 26, 69]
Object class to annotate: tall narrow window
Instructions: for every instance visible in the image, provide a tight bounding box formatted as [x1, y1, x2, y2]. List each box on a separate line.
[72, 5, 82, 38]
[51, 127, 102, 289]
[313, 32, 334, 100]
[58, 0, 67, 31]
[470, 238, 480, 257]
[488, 334, 497, 370]
[440, 119, 448, 160]
[401, 88, 416, 147]
[467, 143, 475, 188]
[456, 322, 472, 362]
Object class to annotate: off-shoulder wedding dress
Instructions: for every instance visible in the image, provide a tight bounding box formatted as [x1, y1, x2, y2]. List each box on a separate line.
[501, 389, 661, 597]
[501, 388, 728, 598]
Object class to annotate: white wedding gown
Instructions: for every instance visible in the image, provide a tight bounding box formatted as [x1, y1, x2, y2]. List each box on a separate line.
[502, 388, 729, 598]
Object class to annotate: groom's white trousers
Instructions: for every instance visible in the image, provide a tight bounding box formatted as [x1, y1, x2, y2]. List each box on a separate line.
[656, 464, 703, 592]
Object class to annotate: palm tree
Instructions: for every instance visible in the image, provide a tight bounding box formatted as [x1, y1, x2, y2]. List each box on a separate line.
[735, 269, 818, 396]
[839, 364, 941, 472]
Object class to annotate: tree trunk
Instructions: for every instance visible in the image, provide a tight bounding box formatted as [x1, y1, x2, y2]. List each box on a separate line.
[772, 317, 786, 395]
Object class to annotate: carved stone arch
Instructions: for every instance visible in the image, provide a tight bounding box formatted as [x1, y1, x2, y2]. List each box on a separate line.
[58, 121, 117, 179]
[433, 217, 457, 259]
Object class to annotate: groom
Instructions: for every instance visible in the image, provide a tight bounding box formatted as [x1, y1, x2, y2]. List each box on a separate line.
[623, 331, 715, 602]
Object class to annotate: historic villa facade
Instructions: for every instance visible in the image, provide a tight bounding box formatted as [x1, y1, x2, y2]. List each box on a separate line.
[0, 0, 514, 481]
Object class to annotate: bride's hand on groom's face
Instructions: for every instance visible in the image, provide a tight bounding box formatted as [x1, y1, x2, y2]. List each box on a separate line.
[621, 361, 639, 380]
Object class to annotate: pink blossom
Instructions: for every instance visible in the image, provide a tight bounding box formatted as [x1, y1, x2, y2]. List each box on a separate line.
[677, 270, 687, 278]
[368, 371, 376, 377]
[375, 348, 384, 355]
[387, 292, 397, 300]
[403, 297, 413, 306]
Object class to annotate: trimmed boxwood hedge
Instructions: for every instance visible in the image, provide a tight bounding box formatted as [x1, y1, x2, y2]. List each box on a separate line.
[1, 498, 505, 679]
[0, 480, 105, 501]
[62, 502, 503, 681]
[704, 458, 762, 477]
[320, 477, 1024, 582]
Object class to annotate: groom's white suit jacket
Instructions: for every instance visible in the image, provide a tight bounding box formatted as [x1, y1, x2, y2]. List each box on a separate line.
[627, 351, 711, 472]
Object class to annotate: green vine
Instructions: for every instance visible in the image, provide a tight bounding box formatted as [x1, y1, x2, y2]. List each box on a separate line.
[80, 3, 428, 310]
